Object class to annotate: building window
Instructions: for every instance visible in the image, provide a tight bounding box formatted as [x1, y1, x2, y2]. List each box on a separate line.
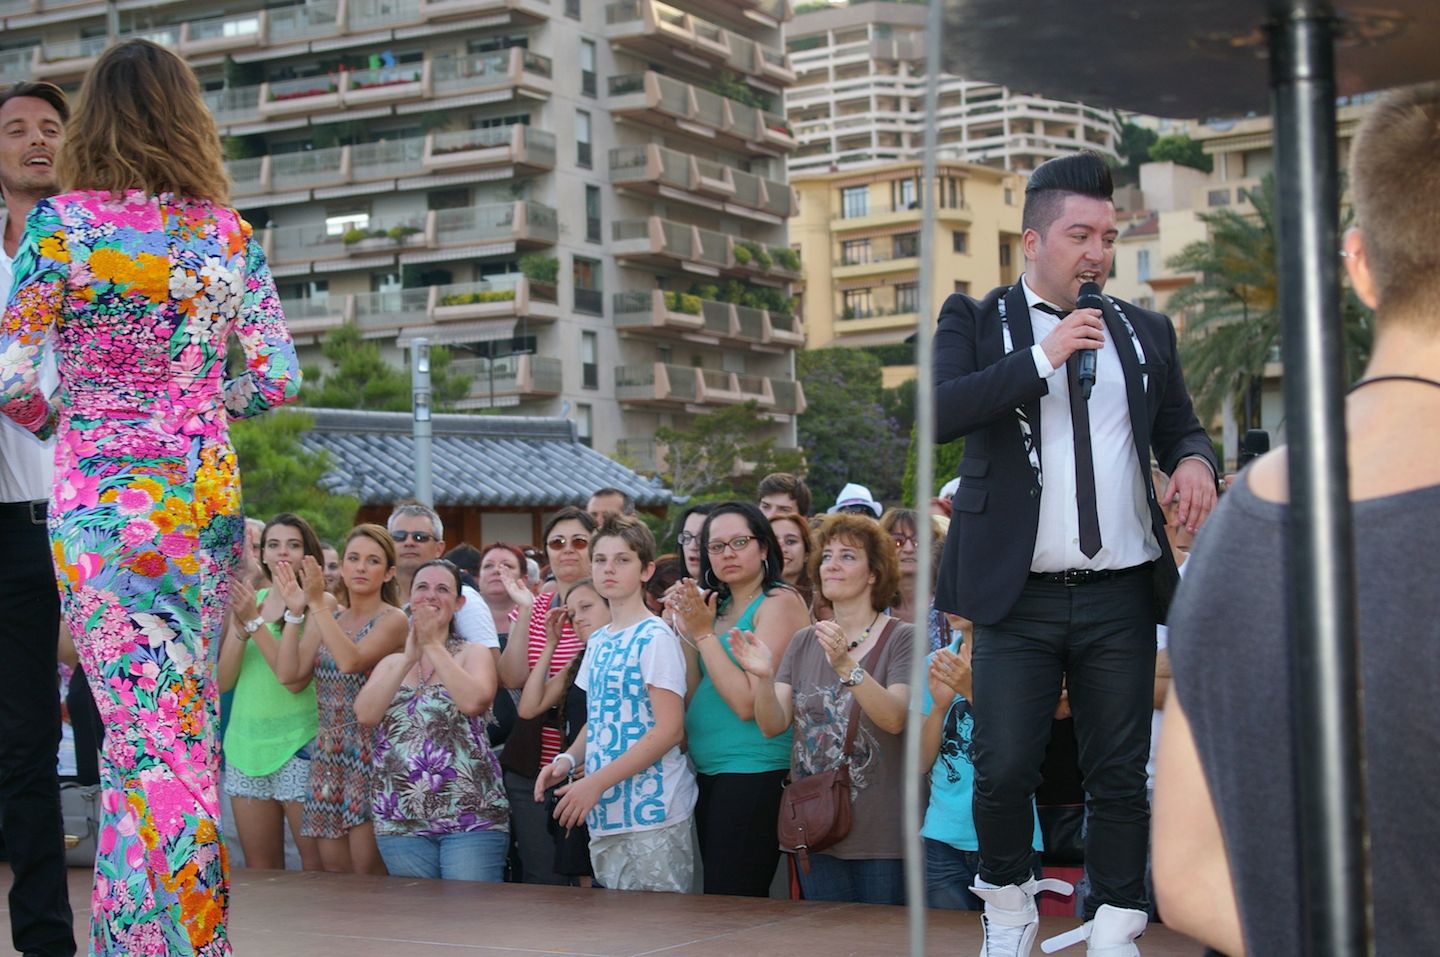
[952, 230, 969, 254]
[1138, 296, 1155, 310]
[842, 288, 873, 319]
[565, 0, 580, 18]
[893, 232, 919, 259]
[576, 403, 593, 448]
[896, 177, 917, 209]
[1137, 249, 1151, 282]
[954, 280, 971, 295]
[573, 255, 602, 315]
[841, 239, 871, 266]
[585, 185, 601, 243]
[581, 331, 599, 390]
[895, 282, 919, 314]
[999, 242, 1012, 268]
[325, 210, 369, 236]
[576, 109, 592, 168]
[1003, 186, 1015, 205]
[840, 185, 868, 219]
[580, 39, 597, 97]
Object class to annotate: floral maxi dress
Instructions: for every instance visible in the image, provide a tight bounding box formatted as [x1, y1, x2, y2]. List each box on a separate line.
[0, 191, 301, 956]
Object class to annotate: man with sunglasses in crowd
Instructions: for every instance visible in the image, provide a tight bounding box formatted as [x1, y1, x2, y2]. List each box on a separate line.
[388, 502, 499, 654]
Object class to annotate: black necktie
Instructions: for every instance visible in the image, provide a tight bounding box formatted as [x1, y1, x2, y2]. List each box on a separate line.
[1035, 302, 1103, 559]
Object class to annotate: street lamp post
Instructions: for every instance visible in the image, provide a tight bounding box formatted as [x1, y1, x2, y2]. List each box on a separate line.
[411, 338, 433, 507]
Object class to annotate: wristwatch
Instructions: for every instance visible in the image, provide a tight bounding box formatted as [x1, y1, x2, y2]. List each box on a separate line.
[839, 665, 865, 688]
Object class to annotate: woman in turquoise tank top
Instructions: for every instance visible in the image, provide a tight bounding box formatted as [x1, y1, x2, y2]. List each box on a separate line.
[670, 501, 810, 897]
[218, 513, 330, 871]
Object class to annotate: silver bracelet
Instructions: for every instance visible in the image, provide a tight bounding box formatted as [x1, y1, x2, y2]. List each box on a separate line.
[282, 609, 306, 624]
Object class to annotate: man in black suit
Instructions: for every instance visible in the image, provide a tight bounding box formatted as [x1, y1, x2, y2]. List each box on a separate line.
[932, 152, 1217, 957]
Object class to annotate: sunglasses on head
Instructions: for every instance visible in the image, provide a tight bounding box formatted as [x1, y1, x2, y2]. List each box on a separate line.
[548, 535, 591, 551]
[392, 530, 436, 543]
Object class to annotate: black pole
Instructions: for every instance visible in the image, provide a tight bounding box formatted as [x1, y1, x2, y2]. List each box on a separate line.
[1267, 4, 1373, 955]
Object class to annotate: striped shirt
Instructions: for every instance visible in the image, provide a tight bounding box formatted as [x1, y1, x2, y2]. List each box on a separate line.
[525, 591, 584, 766]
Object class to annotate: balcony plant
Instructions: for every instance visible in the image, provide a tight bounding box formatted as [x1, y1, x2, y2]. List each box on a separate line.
[387, 224, 421, 242]
[519, 253, 559, 284]
[663, 290, 702, 315]
[772, 247, 801, 272]
[439, 289, 516, 306]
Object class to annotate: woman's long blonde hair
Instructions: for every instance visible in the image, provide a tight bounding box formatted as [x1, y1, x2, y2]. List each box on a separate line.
[57, 39, 230, 203]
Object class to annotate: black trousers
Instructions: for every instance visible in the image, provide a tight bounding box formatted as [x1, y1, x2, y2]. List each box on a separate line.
[971, 571, 1155, 918]
[0, 505, 75, 956]
[695, 769, 787, 897]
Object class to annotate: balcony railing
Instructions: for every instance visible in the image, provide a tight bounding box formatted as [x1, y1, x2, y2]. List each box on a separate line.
[611, 216, 800, 281]
[277, 276, 557, 335]
[610, 290, 801, 347]
[608, 71, 797, 154]
[604, 0, 794, 85]
[608, 144, 796, 220]
[615, 363, 799, 411]
[230, 126, 552, 198]
[202, 49, 552, 130]
[261, 201, 557, 267]
[451, 355, 563, 408]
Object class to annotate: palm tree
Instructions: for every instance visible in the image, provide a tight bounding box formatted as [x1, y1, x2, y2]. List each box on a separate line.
[1166, 174, 1373, 425]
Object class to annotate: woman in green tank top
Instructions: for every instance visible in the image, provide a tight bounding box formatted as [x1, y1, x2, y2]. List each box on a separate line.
[218, 513, 330, 870]
[670, 501, 810, 897]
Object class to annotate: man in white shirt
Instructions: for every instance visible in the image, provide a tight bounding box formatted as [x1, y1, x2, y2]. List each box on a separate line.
[386, 502, 498, 652]
[0, 80, 75, 957]
[933, 152, 1218, 956]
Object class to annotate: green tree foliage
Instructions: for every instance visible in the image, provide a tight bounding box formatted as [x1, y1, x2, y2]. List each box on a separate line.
[301, 324, 471, 411]
[653, 401, 805, 500]
[1167, 174, 1372, 423]
[901, 426, 965, 508]
[796, 349, 907, 507]
[230, 410, 360, 543]
[1148, 134, 1213, 173]
[1114, 119, 1159, 186]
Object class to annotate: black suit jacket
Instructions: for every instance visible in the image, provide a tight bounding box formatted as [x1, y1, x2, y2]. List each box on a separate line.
[933, 283, 1217, 626]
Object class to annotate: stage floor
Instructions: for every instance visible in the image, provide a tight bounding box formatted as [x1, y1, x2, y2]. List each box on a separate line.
[0, 867, 1205, 955]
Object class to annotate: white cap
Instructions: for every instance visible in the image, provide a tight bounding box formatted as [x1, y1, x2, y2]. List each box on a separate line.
[827, 482, 883, 517]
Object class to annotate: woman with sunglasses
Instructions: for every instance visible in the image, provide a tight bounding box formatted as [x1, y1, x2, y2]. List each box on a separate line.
[879, 508, 952, 653]
[495, 506, 597, 884]
[670, 501, 810, 896]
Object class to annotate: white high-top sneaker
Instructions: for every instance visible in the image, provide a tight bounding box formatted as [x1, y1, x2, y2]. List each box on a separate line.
[1039, 903, 1148, 956]
[973, 876, 1076, 957]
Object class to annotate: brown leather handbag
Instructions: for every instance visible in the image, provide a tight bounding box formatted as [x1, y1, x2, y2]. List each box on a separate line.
[777, 621, 894, 874]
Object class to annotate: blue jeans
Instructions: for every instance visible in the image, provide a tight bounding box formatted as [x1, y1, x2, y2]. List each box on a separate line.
[797, 853, 904, 905]
[925, 839, 1045, 910]
[376, 829, 508, 882]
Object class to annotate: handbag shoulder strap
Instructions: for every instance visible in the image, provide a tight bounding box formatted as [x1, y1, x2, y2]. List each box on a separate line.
[840, 618, 897, 758]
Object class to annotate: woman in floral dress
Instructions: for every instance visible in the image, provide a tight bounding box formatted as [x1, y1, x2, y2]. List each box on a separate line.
[355, 559, 508, 880]
[0, 41, 300, 956]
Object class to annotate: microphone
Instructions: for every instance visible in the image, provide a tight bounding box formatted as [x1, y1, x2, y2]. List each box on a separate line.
[1074, 281, 1105, 401]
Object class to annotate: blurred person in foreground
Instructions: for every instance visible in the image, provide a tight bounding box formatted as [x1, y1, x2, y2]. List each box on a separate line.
[1156, 81, 1440, 957]
[0, 40, 301, 954]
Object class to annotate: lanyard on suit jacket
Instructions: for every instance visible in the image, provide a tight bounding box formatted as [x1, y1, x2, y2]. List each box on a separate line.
[996, 289, 1150, 490]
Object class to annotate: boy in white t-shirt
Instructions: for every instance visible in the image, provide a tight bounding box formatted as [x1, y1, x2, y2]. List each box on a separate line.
[533, 515, 697, 892]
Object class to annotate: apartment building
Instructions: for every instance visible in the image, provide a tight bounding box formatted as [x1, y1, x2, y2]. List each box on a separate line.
[784, 1, 1120, 177]
[790, 159, 1022, 384]
[0, 0, 804, 461]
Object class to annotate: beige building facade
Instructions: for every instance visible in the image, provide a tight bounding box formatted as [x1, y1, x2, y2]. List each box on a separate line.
[791, 159, 1022, 383]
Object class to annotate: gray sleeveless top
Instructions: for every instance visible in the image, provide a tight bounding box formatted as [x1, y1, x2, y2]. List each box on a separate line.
[1169, 473, 1440, 955]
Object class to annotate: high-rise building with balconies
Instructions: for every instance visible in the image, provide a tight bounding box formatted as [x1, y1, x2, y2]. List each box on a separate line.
[0, 0, 804, 462]
[784, 1, 1121, 176]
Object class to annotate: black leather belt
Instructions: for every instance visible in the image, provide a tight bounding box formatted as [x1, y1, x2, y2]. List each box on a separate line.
[1028, 563, 1150, 586]
[0, 500, 47, 524]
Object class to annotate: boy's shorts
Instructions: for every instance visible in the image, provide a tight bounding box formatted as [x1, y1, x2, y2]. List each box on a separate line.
[589, 817, 693, 893]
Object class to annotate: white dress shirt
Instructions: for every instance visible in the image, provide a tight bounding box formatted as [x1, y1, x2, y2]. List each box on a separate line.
[0, 210, 58, 504]
[1021, 275, 1160, 573]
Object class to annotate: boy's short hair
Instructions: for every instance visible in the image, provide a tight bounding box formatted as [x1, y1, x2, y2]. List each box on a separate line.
[1022, 150, 1115, 235]
[591, 514, 657, 566]
[443, 543, 482, 576]
[1347, 81, 1440, 325]
[757, 471, 812, 516]
[0, 81, 69, 123]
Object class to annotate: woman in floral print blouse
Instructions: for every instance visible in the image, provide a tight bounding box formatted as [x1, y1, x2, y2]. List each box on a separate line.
[0, 40, 300, 956]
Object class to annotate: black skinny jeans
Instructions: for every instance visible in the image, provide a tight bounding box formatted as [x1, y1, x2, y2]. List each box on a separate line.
[971, 572, 1155, 918]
